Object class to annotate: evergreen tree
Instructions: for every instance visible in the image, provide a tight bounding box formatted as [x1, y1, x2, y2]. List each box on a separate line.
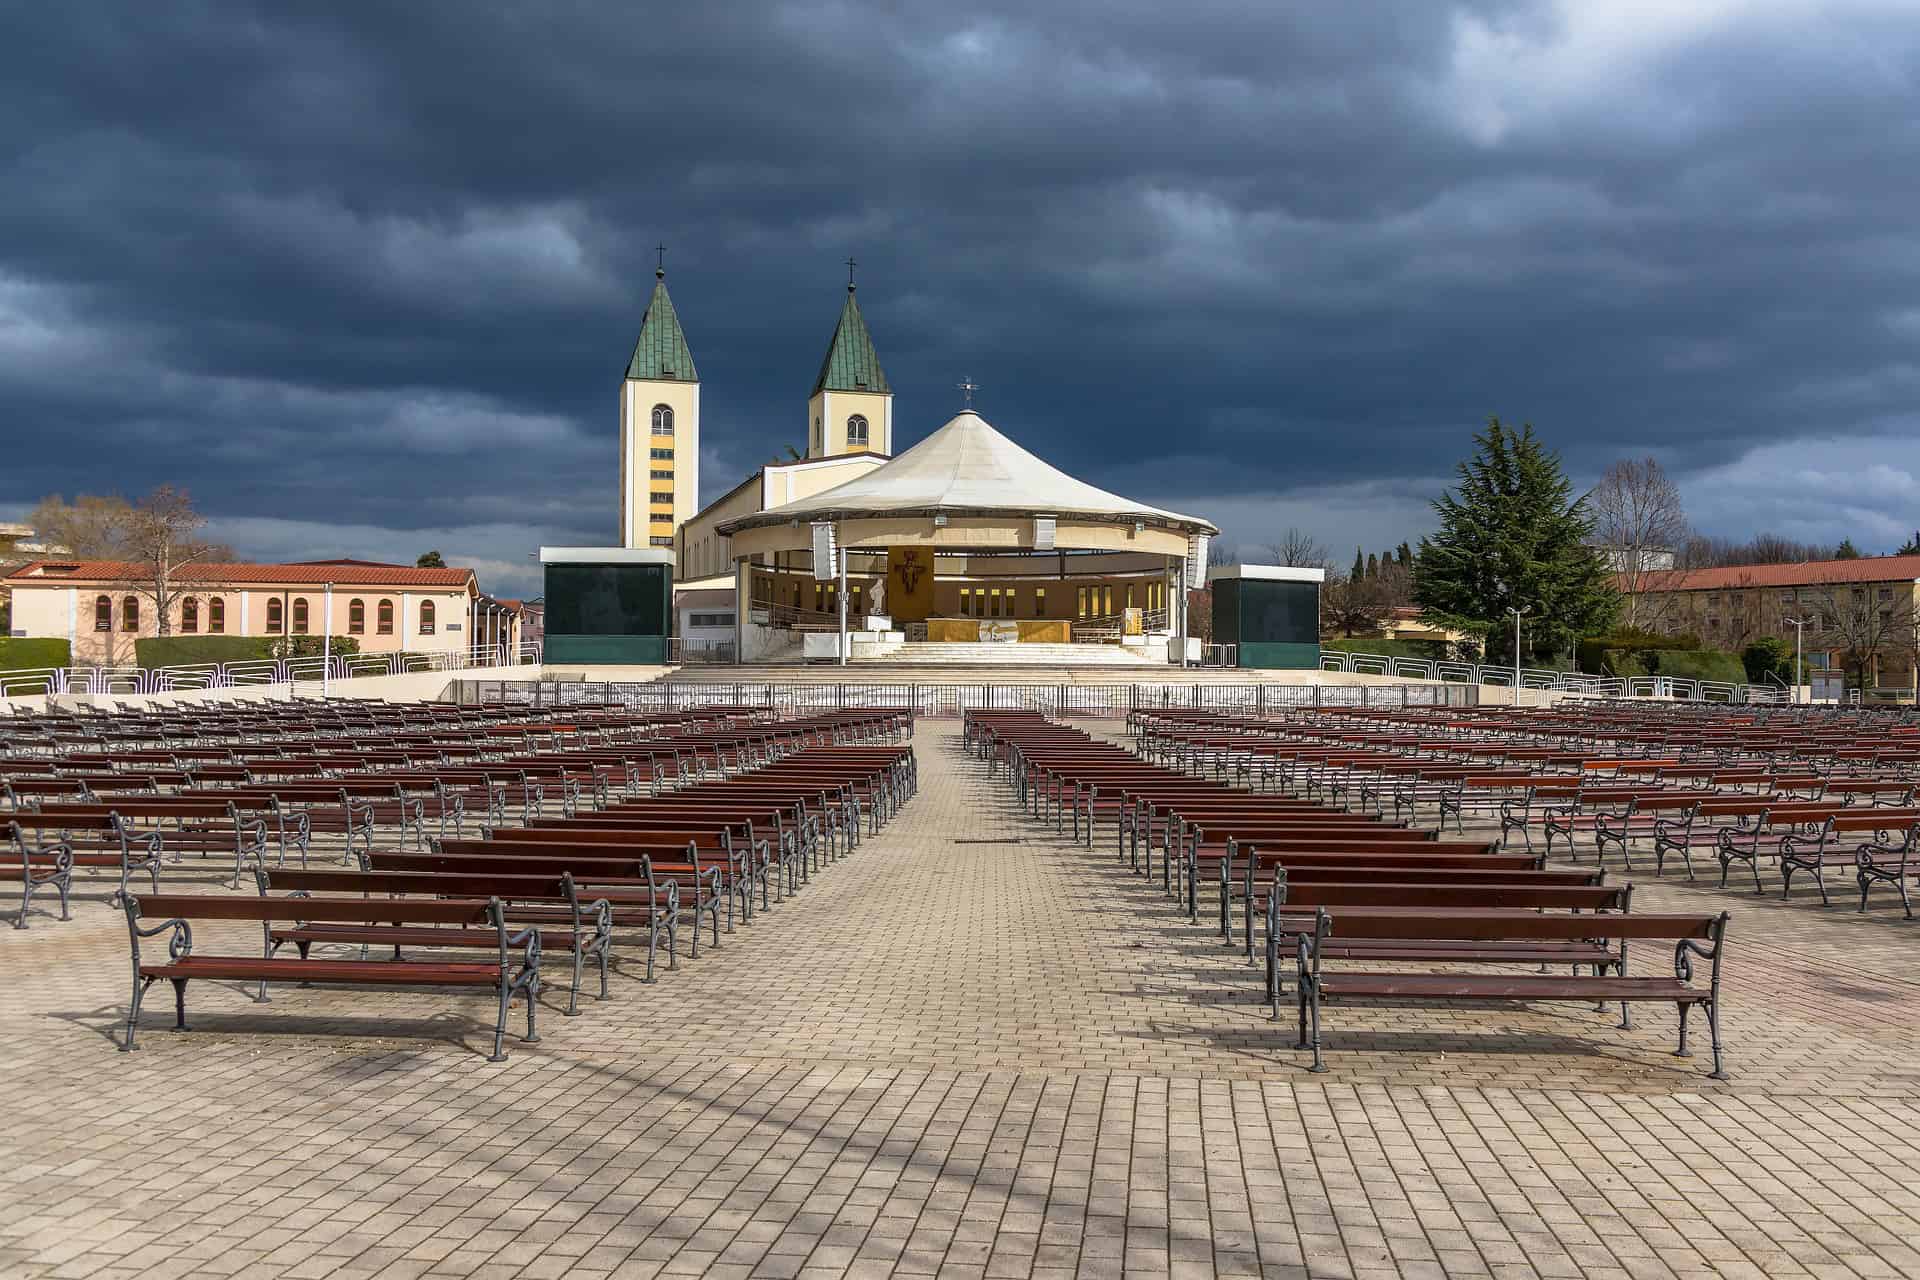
[1835, 538, 1861, 560]
[1350, 547, 1365, 581]
[1413, 418, 1619, 662]
[1899, 531, 1920, 556]
[1365, 552, 1379, 580]
[1395, 541, 1413, 568]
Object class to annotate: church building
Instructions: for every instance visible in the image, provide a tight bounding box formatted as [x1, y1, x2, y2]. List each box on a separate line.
[617, 262, 700, 549]
[667, 272, 898, 584]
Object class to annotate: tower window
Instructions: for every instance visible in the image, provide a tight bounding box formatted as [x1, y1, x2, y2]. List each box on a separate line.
[650, 448, 674, 460]
[846, 414, 869, 447]
[651, 404, 674, 436]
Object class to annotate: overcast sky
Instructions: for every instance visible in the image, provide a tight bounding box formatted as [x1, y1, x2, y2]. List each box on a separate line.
[4, 2, 1918, 595]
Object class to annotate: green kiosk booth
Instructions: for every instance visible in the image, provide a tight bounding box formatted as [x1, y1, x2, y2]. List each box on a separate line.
[1206, 564, 1323, 669]
[540, 546, 674, 665]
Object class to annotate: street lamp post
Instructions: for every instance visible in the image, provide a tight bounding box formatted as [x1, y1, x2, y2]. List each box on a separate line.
[1783, 616, 1809, 703]
[322, 582, 333, 701]
[1506, 606, 1530, 703]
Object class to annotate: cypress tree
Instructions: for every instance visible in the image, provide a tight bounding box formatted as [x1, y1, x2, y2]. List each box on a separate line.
[1414, 418, 1619, 662]
[1350, 547, 1365, 581]
[1365, 553, 1379, 580]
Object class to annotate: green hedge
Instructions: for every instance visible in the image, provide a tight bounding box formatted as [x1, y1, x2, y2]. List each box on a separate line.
[0, 637, 71, 670]
[136, 635, 275, 667]
[1649, 649, 1748, 685]
[1576, 630, 1701, 673]
[1322, 637, 1451, 661]
[135, 635, 360, 668]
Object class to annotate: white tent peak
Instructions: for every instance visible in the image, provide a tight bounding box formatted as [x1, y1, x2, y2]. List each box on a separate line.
[718, 410, 1216, 535]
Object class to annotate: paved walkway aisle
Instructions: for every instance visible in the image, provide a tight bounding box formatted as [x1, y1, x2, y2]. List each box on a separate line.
[3, 725, 1920, 1278]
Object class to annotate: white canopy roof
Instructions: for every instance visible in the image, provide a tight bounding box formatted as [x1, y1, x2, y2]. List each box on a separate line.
[719, 410, 1217, 536]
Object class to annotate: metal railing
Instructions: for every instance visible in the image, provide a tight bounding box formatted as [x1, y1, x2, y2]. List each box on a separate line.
[447, 679, 1480, 716]
[0, 641, 542, 699]
[669, 637, 737, 665]
[1317, 648, 1791, 704]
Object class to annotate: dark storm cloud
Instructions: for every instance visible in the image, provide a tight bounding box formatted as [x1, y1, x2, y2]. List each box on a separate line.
[4, 1, 1919, 590]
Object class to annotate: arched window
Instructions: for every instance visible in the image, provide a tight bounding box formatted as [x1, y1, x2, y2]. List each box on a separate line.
[180, 598, 199, 633]
[377, 599, 394, 634]
[121, 596, 140, 632]
[94, 595, 112, 632]
[650, 404, 674, 436]
[266, 599, 283, 633]
[419, 600, 437, 634]
[292, 599, 309, 634]
[846, 414, 869, 447]
[208, 598, 226, 633]
[348, 599, 365, 634]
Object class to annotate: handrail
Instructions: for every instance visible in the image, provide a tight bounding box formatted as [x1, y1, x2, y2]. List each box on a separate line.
[1317, 646, 1807, 705]
[0, 641, 543, 699]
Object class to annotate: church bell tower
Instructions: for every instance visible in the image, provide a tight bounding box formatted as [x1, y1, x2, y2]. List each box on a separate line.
[619, 256, 699, 548]
[807, 263, 892, 458]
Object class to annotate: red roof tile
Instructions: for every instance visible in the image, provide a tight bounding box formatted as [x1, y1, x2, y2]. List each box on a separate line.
[5, 560, 476, 588]
[1626, 555, 1920, 592]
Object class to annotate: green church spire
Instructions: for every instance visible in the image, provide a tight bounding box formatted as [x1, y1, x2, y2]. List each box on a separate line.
[624, 261, 697, 382]
[811, 279, 889, 396]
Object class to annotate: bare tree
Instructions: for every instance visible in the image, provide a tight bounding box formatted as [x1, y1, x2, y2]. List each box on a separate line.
[1321, 559, 1412, 638]
[1267, 527, 1330, 569]
[1804, 577, 1920, 696]
[28, 493, 134, 558]
[1591, 457, 1691, 629]
[30, 488, 232, 640]
[124, 486, 227, 638]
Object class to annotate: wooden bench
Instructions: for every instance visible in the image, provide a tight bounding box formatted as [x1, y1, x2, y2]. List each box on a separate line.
[1284, 907, 1732, 1078]
[120, 892, 541, 1060]
[1259, 873, 1630, 1000]
[256, 866, 620, 1010]
[4, 811, 163, 908]
[1851, 819, 1920, 916]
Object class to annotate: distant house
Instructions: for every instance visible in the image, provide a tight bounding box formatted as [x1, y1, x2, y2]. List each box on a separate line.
[5, 559, 485, 666]
[1622, 554, 1920, 694]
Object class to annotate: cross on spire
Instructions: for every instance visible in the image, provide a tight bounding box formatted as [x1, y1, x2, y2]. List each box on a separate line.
[655, 244, 667, 278]
[957, 377, 979, 410]
[845, 256, 857, 292]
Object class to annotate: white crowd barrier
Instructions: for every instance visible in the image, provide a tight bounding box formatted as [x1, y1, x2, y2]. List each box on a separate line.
[0, 641, 542, 699]
[1318, 648, 1790, 705]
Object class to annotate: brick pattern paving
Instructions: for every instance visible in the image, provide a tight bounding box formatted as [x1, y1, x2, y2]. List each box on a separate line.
[4, 724, 1920, 1277]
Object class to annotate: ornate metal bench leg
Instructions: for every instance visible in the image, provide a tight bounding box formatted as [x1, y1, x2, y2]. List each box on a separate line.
[489, 982, 510, 1063]
[646, 918, 658, 983]
[1705, 999, 1728, 1080]
[566, 946, 582, 1016]
[122, 976, 155, 1052]
[171, 978, 189, 1032]
[1675, 1003, 1692, 1058]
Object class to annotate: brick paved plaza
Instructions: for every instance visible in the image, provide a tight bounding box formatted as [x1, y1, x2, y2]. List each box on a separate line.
[6, 722, 1920, 1279]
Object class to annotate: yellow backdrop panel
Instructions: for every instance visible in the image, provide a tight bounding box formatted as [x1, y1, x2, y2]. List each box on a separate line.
[1018, 620, 1071, 642]
[926, 618, 979, 642]
[886, 546, 936, 622]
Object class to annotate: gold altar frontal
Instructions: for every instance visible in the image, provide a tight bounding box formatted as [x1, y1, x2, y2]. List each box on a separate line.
[926, 618, 1072, 643]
